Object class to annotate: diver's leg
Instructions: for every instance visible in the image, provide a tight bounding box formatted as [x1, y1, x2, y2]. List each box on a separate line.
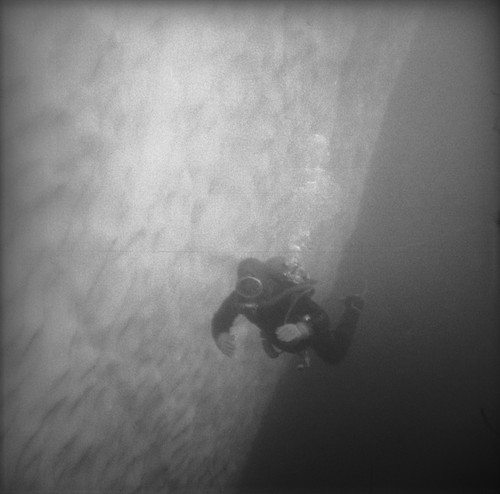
[313, 298, 363, 365]
[329, 307, 360, 360]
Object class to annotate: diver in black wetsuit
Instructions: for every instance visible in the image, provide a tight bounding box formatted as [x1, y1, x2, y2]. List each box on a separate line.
[211, 257, 364, 368]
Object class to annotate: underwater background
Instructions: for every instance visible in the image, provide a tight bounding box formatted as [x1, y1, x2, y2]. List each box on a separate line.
[2, 1, 498, 493]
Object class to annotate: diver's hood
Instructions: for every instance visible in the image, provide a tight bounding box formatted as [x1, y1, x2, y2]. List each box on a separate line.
[236, 258, 270, 299]
[235, 257, 316, 302]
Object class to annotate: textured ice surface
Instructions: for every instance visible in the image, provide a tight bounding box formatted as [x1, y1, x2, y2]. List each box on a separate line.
[2, 2, 419, 493]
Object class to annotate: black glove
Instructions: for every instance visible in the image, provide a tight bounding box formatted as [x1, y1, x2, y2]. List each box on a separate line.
[344, 295, 364, 312]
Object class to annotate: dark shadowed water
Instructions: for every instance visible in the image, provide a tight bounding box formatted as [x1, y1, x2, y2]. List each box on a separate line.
[238, 4, 499, 494]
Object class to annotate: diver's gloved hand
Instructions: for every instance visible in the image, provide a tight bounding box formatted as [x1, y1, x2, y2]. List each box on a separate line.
[215, 333, 236, 357]
[344, 295, 364, 312]
[276, 322, 311, 343]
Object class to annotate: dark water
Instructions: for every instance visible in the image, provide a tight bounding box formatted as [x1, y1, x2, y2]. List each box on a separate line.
[238, 5, 499, 494]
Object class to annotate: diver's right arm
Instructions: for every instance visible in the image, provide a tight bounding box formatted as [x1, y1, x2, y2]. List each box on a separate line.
[211, 292, 240, 357]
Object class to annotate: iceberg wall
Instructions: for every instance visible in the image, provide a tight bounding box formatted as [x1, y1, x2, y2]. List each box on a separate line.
[2, 2, 420, 493]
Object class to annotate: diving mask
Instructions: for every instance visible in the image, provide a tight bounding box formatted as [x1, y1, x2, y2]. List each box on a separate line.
[235, 276, 264, 299]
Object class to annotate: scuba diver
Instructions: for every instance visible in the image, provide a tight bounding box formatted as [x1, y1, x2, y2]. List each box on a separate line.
[211, 257, 364, 369]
